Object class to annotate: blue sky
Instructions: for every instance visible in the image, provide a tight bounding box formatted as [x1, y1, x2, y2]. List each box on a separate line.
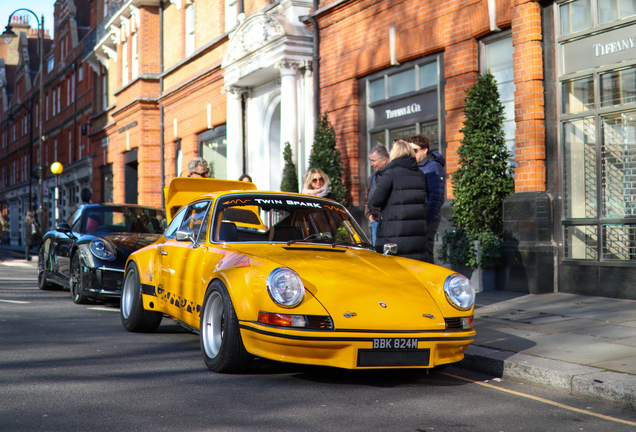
[0, 1, 56, 38]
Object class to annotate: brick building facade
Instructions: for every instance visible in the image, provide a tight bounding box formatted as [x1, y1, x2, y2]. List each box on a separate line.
[4, 0, 636, 298]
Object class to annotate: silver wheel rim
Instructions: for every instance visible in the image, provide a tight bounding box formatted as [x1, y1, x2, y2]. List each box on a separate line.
[202, 291, 224, 359]
[121, 268, 136, 319]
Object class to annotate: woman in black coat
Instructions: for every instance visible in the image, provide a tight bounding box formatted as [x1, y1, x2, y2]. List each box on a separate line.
[369, 140, 428, 261]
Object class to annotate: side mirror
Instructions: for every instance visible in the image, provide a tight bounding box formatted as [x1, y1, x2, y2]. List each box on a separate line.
[383, 243, 397, 256]
[56, 222, 76, 239]
[56, 222, 72, 233]
[175, 230, 198, 248]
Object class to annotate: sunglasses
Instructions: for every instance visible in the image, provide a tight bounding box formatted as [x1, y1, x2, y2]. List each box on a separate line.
[192, 170, 209, 177]
[312, 177, 324, 183]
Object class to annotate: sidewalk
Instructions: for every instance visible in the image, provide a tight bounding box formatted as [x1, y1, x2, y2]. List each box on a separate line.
[462, 290, 636, 410]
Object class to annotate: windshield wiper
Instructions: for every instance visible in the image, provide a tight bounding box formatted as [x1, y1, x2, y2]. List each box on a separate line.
[329, 240, 373, 249]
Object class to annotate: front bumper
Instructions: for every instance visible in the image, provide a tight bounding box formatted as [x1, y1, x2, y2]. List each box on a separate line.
[81, 266, 124, 299]
[239, 321, 476, 369]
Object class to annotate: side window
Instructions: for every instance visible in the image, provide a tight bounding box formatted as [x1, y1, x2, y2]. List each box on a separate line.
[178, 201, 210, 239]
[198, 207, 211, 243]
[69, 209, 82, 231]
[164, 206, 189, 238]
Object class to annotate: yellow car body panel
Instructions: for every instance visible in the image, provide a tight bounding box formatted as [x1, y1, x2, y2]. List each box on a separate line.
[127, 179, 476, 370]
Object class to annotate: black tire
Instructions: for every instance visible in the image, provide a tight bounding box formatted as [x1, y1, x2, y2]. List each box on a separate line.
[120, 262, 163, 332]
[70, 253, 90, 304]
[200, 280, 252, 373]
[38, 246, 53, 291]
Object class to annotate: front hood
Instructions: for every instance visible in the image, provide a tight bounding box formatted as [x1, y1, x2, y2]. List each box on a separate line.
[229, 244, 449, 331]
[100, 233, 162, 256]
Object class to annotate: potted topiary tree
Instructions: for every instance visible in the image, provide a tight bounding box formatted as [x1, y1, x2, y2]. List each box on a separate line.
[280, 141, 299, 193]
[438, 73, 514, 291]
[308, 113, 348, 205]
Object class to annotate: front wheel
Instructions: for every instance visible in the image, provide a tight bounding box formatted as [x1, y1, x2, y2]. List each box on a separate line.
[200, 280, 252, 373]
[38, 246, 53, 291]
[70, 253, 89, 304]
[120, 262, 162, 332]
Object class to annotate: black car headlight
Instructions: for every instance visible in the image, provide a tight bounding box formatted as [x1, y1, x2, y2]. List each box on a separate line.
[444, 273, 475, 310]
[266, 267, 304, 308]
[89, 239, 116, 261]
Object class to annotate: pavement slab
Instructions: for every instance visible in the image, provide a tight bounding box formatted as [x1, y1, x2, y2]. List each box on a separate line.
[460, 291, 636, 410]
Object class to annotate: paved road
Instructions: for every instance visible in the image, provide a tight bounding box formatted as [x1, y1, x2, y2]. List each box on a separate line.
[2, 255, 636, 432]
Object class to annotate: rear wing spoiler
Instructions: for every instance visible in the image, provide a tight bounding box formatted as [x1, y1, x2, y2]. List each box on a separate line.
[164, 178, 257, 223]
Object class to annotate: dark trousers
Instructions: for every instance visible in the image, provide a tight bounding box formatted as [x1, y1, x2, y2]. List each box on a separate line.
[425, 220, 440, 264]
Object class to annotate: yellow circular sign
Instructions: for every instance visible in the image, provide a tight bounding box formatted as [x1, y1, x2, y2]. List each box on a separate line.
[50, 162, 63, 174]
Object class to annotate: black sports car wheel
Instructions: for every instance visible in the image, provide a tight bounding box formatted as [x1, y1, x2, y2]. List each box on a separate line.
[200, 280, 252, 373]
[120, 262, 162, 332]
[38, 246, 53, 291]
[70, 253, 89, 304]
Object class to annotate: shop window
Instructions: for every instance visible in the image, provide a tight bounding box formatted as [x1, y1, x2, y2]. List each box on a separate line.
[419, 62, 438, 89]
[560, 0, 593, 36]
[601, 67, 636, 107]
[369, 78, 384, 103]
[563, 76, 595, 113]
[564, 225, 598, 259]
[101, 164, 113, 203]
[481, 34, 516, 167]
[603, 224, 636, 260]
[388, 69, 415, 98]
[390, 126, 417, 143]
[601, 111, 636, 218]
[186, 4, 195, 57]
[599, 0, 636, 24]
[199, 126, 228, 180]
[563, 118, 597, 219]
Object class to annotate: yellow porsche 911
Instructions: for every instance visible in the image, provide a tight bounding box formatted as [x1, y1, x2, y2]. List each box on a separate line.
[121, 178, 476, 373]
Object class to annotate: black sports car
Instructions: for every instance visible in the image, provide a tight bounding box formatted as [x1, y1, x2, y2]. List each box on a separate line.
[38, 204, 167, 304]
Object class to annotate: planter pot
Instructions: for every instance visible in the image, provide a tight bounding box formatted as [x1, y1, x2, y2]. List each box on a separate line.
[449, 264, 496, 292]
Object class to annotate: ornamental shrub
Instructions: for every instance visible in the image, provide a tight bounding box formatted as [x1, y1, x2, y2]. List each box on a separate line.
[439, 73, 514, 269]
[280, 141, 299, 193]
[308, 113, 348, 205]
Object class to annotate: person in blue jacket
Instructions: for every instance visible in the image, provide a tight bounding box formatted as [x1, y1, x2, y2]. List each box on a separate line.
[408, 134, 446, 264]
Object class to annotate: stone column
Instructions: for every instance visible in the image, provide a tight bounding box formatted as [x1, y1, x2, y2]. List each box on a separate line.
[301, 60, 314, 181]
[276, 60, 300, 166]
[224, 86, 247, 181]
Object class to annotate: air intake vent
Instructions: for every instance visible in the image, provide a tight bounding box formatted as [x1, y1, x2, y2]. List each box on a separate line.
[306, 315, 334, 329]
[445, 317, 463, 330]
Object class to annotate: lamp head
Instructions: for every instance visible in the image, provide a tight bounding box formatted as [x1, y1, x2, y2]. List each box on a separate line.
[50, 162, 63, 175]
[2, 24, 17, 45]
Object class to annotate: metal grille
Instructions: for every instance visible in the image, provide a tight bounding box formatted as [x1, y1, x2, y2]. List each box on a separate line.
[602, 113, 636, 218]
[603, 224, 636, 261]
[445, 318, 463, 330]
[305, 316, 333, 330]
[357, 349, 430, 367]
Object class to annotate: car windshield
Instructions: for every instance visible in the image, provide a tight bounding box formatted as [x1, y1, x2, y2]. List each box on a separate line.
[82, 206, 167, 234]
[213, 194, 372, 248]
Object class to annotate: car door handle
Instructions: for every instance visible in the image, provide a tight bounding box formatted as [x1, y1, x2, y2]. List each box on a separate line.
[160, 249, 168, 256]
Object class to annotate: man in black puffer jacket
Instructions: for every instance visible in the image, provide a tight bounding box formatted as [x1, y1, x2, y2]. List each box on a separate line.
[369, 140, 428, 262]
[409, 134, 446, 263]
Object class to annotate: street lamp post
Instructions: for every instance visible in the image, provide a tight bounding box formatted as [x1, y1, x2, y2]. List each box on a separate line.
[50, 162, 63, 225]
[2, 9, 45, 226]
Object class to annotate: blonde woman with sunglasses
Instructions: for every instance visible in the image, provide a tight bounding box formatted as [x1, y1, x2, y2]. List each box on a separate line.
[302, 168, 336, 200]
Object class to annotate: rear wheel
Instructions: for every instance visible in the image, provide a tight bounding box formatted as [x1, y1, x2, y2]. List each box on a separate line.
[120, 262, 162, 332]
[38, 246, 53, 291]
[70, 253, 89, 304]
[200, 280, 252, 373]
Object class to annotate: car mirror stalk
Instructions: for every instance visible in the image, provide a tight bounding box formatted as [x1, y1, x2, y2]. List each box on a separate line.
[175, 230, 199, 248]
[383, 243, 397, 256]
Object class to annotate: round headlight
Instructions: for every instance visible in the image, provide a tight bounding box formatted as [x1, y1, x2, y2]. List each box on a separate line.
[444, 273, 475, 310]
[89, 239, 116, 261]
[267, 267, 305, 308]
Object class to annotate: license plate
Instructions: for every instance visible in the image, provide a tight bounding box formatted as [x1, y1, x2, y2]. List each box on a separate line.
[373, 338, 418, 349]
